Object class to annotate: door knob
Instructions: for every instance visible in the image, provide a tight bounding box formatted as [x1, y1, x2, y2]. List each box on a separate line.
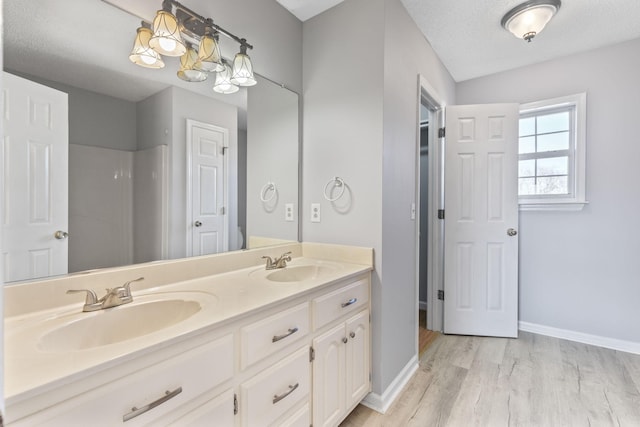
[54, 230, 69, 240]
[194, 221, 202, 227]
[507, 228, 517, 236]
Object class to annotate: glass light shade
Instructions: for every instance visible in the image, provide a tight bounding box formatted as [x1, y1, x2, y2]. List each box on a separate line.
[129, 27, 165, 69]
[213, 63, 239, 94]
[502, 1, 560, 42]
[230, 51, 257, 87]
[195, 34, 224, 72]
[177, 46, 207, 82]
[149, 10, 186, 56]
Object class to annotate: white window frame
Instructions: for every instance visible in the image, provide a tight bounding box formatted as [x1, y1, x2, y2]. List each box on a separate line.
[518, 93, 588, 211]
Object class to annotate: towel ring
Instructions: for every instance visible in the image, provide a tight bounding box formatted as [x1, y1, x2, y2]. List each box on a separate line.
[323, 177, 346, 202]
[260, 182, 277, 202]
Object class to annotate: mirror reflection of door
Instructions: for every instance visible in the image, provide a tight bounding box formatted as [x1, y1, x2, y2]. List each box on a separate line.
[187, 120, 229, 256]
[2, 72, 69, 282]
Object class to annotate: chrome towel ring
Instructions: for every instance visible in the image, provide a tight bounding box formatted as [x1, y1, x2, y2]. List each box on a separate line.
[260, 182, 277, 202]
[323, 176, 346, 202]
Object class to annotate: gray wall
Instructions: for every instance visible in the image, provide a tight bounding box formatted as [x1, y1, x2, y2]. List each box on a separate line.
[457, 37, 640, 343]
[303, 0, 456, 395]
[246, 80, 299, 243]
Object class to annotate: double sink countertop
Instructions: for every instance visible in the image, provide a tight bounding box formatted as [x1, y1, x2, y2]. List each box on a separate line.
[5, 253, 372, 404]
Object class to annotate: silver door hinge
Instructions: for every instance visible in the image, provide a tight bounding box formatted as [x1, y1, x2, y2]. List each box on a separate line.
[234, 393, 238, 415]
[438, 209, 445, 220]
[437, 290, 445, 301]
[220, 206, 226, 215]
[222, 146, 228, 155]
[438, 127, 445, 138]
[309, 346, 315, 362]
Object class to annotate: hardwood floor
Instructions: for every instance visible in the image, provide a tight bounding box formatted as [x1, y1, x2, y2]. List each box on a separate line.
[419, 310, 439, 356]
[341, 332, 640, 426]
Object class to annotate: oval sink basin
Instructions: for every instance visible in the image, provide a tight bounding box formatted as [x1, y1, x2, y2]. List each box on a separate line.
[266, 265, 335, 282]
[38, 298, 202, 352]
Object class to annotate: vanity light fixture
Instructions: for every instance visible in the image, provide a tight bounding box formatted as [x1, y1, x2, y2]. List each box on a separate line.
[128, 0, 256, 93]
[501, 0, 561, 42]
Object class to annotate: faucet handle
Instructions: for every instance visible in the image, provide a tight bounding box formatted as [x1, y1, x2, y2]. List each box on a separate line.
[262, 255, 275, 269]
[67, 289, 99, 305]
[122, 277, 144, 297]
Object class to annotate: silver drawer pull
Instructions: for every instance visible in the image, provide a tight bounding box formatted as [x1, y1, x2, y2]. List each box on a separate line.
[341, 298, 357, 308]
[272, 327, 299, 343]
[123, 387, 183, 422]
[273, 383, 299, 404]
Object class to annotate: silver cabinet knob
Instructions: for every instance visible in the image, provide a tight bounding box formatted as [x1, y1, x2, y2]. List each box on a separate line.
[194, 221, 202, 227]
[507, 228, 518, 236]
[54, 230, 69, 240]
[342, 337, 348, 344]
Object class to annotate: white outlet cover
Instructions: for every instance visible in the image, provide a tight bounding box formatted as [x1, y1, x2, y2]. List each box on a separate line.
[311, 203, 321, 223]
[285, 203, 294, 222]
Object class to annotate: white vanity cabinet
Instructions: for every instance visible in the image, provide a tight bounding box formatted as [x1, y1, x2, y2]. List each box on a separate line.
[7, 269, 372, 427]
[312, 309, 370, 427]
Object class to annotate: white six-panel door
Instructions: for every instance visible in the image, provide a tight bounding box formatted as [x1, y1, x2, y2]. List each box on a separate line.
[2, 72, 68, 282]
[186, 119, 228, 256]
[444, 104, 519, 338]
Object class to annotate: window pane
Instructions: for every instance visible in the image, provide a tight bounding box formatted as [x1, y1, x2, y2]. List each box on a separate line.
[537, 156, 568, 176]
[536, 176, 568, 195]
[537, 111, 569, 134]
[518, 159, 535, 177]
[519, 136, 535, 154]
[519, 117, 535, 136]
[537, 131, 569, 152]
[518, 178, 536, 195]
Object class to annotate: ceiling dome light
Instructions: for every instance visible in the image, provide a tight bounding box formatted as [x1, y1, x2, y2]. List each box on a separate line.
[129, 26, 165, 69]
[501, 0, 561, 42]
[213, 63, 239, 94]
[177, 45, 207, 82]
[230, 41, 257, 87]
[149, 9, 186, 56]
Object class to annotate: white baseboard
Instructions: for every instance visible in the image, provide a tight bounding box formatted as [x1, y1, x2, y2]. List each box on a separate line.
[419, 301, 427, 311]
[361, 355, 419, 414]
[519, 321, 640, 355]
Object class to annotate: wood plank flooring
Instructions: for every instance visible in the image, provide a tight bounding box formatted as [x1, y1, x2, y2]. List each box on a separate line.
[341, 332, 640, 426]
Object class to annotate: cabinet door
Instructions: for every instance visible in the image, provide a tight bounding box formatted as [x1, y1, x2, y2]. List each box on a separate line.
[345, 309, 370, 408]
[312, 323, 346, 427]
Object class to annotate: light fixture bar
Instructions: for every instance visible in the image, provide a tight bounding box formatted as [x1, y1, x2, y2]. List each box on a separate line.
[169, 0, 253, 50]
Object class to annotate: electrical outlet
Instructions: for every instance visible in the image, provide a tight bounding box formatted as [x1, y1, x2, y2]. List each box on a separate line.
[410, 202, 416, 220]
[285, 203, 294, 222]
[311, 203, 321, 223]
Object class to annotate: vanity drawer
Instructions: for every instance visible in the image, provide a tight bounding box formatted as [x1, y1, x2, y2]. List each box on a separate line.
[240, 346, 310, 427]
[12, 334, 234, 427]
[240, 302, 309, 369]
[312, 278, 369, 330]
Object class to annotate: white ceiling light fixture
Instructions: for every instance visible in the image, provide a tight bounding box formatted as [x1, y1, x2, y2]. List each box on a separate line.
[501, 0, 561, 42]
[127, 0, 256, 93]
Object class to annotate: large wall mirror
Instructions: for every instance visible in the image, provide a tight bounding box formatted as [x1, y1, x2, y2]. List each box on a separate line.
[2, 0, 300, 283]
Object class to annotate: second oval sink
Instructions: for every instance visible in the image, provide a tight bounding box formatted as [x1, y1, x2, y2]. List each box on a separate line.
[38, 296, 206, 352]
[266, 265, 335, 282]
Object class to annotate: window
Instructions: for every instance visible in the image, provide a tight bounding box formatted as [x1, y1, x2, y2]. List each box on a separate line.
[518, 93, 587, 211]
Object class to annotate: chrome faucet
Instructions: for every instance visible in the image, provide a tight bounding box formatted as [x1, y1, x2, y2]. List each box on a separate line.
[67, 277, 144, 312]
[262, 252, 292, 270]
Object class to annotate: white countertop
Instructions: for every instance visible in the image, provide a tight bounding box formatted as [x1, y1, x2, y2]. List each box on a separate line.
[5, 257, 371, 403]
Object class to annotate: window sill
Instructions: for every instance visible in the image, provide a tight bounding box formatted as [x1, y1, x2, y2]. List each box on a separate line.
[519, 200, 589, 212]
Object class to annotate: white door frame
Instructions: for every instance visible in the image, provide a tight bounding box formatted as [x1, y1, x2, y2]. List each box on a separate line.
[185, 119, 229, 256]
[415, 75, 446, 334]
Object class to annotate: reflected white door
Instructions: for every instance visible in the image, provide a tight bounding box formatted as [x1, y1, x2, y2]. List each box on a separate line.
[187, 119, 228, 256]
[443, 104, 519, 337]
[2, 72, 69, 282]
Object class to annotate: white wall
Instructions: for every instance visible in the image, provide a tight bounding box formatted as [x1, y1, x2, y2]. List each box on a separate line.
[303, 0, 455, 397]
[456, 38, 640, 344]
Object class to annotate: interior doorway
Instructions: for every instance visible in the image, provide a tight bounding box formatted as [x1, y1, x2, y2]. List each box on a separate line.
[416, 76, 446, 355]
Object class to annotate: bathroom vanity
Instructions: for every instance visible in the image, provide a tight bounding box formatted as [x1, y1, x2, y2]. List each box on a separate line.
[4, 243, 373, 426]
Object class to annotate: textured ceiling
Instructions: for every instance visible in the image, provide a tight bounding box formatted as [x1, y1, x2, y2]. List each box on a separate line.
[399, 0, 640, 82]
